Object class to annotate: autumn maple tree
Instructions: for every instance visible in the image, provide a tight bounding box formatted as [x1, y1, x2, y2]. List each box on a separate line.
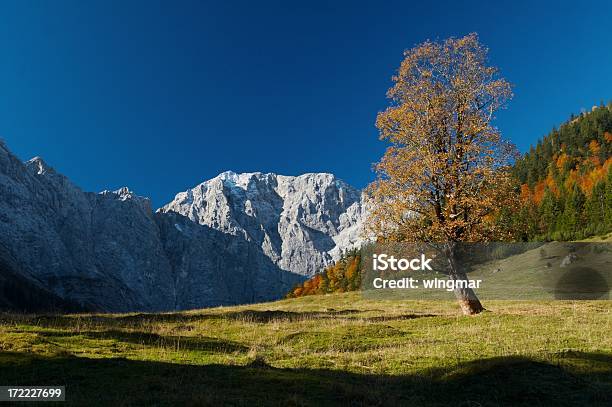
[367, 33, 518, 315]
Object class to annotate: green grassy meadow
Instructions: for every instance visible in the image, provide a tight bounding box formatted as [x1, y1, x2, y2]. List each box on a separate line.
[1, 293, 611, 406]
[361, 240, 612, 302]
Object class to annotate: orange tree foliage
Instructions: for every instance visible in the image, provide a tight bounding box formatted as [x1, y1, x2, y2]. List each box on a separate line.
[366, 33, 518, 244]
[286, 251, 362, 298]
[365, 33, 519, 314]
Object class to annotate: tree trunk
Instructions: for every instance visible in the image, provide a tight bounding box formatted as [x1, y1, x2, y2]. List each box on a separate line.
[445, 243, 485, 315]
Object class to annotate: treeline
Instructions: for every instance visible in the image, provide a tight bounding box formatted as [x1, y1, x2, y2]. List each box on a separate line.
[511, 103, 612, 240]
[286, 250, 361, 298]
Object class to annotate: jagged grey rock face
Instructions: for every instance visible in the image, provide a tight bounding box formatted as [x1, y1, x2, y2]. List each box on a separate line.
[160, 171, 366, 276]
[0, 141, 303, 312]
[157, 212, 303, 310]
[0, 140, 365, 312]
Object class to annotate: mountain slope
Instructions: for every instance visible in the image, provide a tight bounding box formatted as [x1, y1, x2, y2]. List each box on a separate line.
[0, 140, 366, 312]
[160, 171, 366, 276]
[0, 243, 85, 313]
[0, 141, 307, 312]
[512, 103, 612, 240]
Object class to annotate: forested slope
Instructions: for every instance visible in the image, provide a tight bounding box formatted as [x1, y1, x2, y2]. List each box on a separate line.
[512, 103, 612, 240]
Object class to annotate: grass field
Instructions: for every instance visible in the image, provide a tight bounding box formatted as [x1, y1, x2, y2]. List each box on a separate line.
[0, 293, 611, 406]
[362, 240, 612, 302]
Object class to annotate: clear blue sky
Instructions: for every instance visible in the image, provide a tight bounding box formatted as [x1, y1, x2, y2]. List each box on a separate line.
[1, 1, 611, 206]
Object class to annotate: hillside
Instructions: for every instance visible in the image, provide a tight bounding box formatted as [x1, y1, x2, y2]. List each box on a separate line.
[0, 250, 84, 313]
[0, 139, 369, 312]
[512, 103, 612, 241]
[0, 294, 610, 405]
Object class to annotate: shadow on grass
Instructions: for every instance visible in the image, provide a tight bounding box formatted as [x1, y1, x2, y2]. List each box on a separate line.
[0, 351, 609, 406]
[361, 313, 437, 322]
[10, 309, 436, 328]
[36, 330, 247, 353]
[222, 309, 361, 323]
[223, 310, 437, 323]
[22, 313, 217, 328]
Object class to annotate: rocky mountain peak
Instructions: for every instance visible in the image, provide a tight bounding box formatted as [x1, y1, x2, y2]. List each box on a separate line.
[0, 141, 366, 312]
[0, 142, 304, 312]
[100, 187, 153, 214]
[160, 171, 366, 276]
[26, 156, 55, 176]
